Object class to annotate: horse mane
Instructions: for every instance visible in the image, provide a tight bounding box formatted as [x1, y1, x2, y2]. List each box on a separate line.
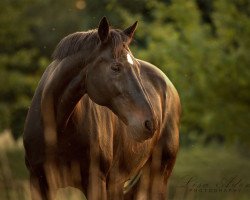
[52, 29, 127, 60]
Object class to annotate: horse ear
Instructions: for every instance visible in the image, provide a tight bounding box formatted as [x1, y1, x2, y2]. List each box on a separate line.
[123, 21, 138, 40]
[98, 16, 109, 43]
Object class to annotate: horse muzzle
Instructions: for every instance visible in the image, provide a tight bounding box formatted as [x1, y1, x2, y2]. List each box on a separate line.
[129, 117, 158, 142]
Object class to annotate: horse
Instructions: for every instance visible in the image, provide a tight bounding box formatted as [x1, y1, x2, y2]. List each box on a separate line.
[23, 17, 181, 200]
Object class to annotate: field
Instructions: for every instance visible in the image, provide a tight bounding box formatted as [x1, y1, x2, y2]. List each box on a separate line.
[0, 132, 249, 200]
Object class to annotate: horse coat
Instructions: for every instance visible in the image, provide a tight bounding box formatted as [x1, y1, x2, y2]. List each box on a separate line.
[23, 17, 181, 200]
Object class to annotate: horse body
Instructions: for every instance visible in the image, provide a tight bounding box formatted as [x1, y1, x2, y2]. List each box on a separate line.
[23, 17, 180, 200]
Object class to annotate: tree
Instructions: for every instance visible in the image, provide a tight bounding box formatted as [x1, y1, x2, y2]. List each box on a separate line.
[0, 0, 84, 138]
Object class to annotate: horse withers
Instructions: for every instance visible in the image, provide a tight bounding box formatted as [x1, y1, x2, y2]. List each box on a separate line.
[23, 17, 181, 200]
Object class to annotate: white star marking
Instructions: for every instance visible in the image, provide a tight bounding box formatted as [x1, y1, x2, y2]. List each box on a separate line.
[127, 53, 134, 65]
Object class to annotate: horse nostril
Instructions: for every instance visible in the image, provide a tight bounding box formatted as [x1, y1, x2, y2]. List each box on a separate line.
[144, 120, 153, 132]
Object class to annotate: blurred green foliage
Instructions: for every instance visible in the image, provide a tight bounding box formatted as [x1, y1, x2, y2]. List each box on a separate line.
[0, 0, 249, 147]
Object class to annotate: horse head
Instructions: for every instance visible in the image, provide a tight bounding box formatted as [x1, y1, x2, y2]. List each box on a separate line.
[85, 17, 157, 142]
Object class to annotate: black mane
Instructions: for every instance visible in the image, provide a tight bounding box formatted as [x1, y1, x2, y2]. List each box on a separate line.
[52, 29, 127, 60]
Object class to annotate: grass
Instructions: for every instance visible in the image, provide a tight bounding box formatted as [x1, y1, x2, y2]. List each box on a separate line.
[5, 150, 28, 180]
[169, 144, 250, 200]
[0, 141, 249, 199]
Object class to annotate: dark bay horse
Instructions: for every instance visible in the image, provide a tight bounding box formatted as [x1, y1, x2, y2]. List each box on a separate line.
[23, 17, 181, 200]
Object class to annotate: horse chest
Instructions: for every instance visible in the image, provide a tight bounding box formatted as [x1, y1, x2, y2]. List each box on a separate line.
[108, 133, 157, 181]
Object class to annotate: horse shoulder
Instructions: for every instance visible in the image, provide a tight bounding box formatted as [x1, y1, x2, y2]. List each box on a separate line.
[138, 59, 181, 158]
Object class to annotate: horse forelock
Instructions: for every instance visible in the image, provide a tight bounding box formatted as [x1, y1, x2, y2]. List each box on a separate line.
[52, 29, 127, 60]
[109, 29, 127, 58]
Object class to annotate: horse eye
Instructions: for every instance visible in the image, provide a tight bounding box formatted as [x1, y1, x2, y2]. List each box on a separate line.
[111, 63, 121, 72]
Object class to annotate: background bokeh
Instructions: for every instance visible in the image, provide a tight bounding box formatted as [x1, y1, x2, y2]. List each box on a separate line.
[0, 0, 249, 199]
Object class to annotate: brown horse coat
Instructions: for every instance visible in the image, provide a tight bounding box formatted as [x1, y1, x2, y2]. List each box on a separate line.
[23, 17, 181, 200]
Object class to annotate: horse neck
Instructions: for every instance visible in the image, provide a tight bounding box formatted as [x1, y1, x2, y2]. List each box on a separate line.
[41, 52, 89, 141]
